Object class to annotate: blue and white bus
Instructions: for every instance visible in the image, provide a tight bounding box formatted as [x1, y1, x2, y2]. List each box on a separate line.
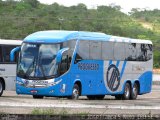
[11, 30, 153, 100]
[0, 39, 22, 96]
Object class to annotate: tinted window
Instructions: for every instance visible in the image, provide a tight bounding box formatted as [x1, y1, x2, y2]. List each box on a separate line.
[61, 40, 76, 71]
[114, 43, 125, 60]
[125, 43, 152, 61]
[138, 44, 152, 61]
[67, 40, 76, 67]
[125, 43, 137, 61]
[77, 40, 89, 59]
[1, 45, 19, 63]
[89, 41, 101, 59]
[102, 41, 114, 60]
[0, 46, 2, 62]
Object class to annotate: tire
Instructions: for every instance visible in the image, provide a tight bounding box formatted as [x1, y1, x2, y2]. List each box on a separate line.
[115, 95, 122, 100]
[71, 84, 80, 100]
[0, 80, 4, 97]
[33, 95, 44, 99]
[122, 83, 131, 100]
[130, 83, 138, 100]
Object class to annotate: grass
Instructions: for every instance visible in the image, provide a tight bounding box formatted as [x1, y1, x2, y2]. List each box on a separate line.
[31, 108, 56, 115]
[31, 108, 89, 116]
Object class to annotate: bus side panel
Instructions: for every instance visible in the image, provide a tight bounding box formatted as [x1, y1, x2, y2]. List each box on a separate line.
[71, 60, 106, 96]
[139, 71, 152, 94]
[4, 77, 16, 90]
[103, 60, 153, 95]
[103, 60, 128, 95]
[0, 64, 17, 91]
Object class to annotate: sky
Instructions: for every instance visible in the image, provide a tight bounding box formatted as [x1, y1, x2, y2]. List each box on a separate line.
[37, 0, 160, 13]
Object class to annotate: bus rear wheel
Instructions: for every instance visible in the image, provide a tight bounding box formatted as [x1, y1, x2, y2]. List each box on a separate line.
[130, 83, 139, 100]
[33, 95, 44, 99]
[0, 80, 4, 97]
[122, 83, 131, 100]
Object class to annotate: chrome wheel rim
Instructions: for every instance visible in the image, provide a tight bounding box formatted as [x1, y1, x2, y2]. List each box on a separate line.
[73, 88, 79, 99]
[133, 85, 137, 97]
[125, 86, 129, 98]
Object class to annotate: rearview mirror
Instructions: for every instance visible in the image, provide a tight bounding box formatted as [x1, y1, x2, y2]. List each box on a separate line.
[56, 48, 69, 63]
[10, 47, 20, 62]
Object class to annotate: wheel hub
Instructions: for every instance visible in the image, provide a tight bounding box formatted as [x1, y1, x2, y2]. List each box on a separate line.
[73, 89, 79, 98]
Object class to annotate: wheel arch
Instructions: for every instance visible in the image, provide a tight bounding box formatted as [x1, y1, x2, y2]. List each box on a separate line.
[74, 80, 82, 96]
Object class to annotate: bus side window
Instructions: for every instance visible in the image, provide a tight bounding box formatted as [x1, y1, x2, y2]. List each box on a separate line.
[89, 41, 101, 59]
[2, 45, 18, 63]
[76, 41, 89, 60]
[125, 43, 137, 61]
[114, 42, 125, 60]
[102, 41, 114, 60]
[74, 40, 89, 64]
[2, 46, 13, 63]
[0, 46, 2, 62]
[74, 53, 82, 64]
[59, 51, 69, 75]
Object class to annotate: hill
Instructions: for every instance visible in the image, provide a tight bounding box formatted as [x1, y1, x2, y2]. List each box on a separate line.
[0, 0, 160, 67]
[130, 9, 160, 67]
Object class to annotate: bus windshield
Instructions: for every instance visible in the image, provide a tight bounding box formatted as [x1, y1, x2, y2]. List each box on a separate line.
[17, 43, 61, 79]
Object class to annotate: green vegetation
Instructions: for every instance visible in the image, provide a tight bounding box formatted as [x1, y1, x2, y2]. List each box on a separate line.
[0, 0, 160, 67]
[31, 108, 88, 115]
[130, 9, 160, 67]
[31, 108, 56, 115]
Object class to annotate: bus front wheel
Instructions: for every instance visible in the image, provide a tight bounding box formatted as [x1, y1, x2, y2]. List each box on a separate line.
[122, 83, 131, 100]
[33, 95, 44, 99]
[71, 84, 80, 100]
[0, 80, 4, 97]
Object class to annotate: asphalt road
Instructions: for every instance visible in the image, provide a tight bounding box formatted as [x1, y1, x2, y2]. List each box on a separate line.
[0, 85, 160, 115]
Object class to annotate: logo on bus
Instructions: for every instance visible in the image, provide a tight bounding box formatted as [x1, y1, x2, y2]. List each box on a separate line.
[78, 63, 99, 71]
[106, 64, 120, 92]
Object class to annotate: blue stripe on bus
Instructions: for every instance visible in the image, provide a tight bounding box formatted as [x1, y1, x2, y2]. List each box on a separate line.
[120, 61, 127, 79]
[109, 60, 112, 66]
[116, 60, 120, 67]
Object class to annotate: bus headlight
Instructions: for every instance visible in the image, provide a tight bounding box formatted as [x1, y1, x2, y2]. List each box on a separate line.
[48, 79, 62, 86]
[16, 81, 24, 86]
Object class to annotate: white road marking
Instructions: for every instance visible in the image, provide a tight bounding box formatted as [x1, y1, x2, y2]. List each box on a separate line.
[0, 102, 105, 109]
[1, 101, 160, 110]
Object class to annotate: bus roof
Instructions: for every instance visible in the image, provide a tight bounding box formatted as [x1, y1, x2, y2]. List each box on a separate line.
[24, 30, 111, 43]
[0, 39, 22, 45]
[110, 36, 152, 44]
[24, 30, 152, 44]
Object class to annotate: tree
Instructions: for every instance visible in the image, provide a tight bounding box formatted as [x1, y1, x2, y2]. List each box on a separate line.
[22, 0, 39, 8]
